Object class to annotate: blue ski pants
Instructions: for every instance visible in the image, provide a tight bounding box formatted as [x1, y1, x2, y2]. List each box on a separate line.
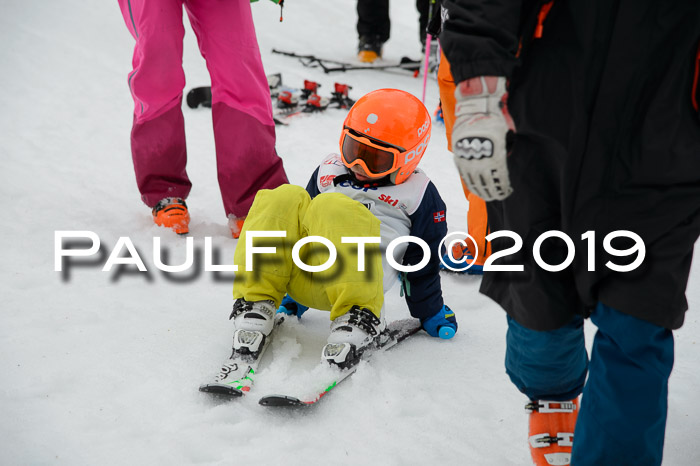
[506, 302, 674, 465]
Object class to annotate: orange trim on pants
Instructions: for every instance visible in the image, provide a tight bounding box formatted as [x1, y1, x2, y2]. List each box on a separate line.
[437, 50, 491, 265]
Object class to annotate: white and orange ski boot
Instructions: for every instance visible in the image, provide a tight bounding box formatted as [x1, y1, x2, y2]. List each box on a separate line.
[526, 398, 578, 466]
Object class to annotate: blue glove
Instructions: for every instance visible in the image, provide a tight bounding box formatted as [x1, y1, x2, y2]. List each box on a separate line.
[421, 305, 457, 339]
[277, 294, 309, 319]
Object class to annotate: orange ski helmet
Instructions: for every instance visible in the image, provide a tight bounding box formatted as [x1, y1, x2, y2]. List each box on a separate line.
[339, 88, 431, 185]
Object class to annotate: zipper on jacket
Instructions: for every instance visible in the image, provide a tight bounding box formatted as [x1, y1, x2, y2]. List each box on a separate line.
[534, 1, 554, 39]
[516, 0, 556, 58]
[692, 40, 699, 113]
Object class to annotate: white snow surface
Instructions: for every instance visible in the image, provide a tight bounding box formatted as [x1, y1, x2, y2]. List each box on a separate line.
[1, 1, 699, 465]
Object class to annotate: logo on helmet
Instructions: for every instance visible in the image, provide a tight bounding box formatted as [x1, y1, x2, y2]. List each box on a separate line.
[417, 119, 430, 138]
[404, 134, 430, 164]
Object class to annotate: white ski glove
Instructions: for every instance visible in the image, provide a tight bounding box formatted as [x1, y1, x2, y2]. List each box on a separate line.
[452, 76, 515, 201]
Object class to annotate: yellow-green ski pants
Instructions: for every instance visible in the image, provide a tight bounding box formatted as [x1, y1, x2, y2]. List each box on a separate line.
[233, 184, 384, 321]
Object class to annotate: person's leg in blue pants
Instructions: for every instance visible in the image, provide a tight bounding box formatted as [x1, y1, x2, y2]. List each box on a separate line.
[571, 303, 674, 466]
[505, 315, 588, 402]
[506, 304, 675, 465]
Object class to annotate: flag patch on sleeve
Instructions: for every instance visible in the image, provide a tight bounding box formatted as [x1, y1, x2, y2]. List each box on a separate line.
[433, 211, 445, 223]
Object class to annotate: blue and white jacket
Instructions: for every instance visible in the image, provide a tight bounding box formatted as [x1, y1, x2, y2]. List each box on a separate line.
[306, 154, 447, 321]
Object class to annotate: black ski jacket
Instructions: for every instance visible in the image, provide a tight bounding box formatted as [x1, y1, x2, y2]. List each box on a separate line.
[442, 0, 700, 330]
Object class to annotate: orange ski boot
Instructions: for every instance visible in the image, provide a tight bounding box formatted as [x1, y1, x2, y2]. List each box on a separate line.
[358, 50, 379, 63]
[526, 399, 578, 466]
[152, 197, 190, 235]
[357, 35, 382, 63]
[228, 215, 246, 239]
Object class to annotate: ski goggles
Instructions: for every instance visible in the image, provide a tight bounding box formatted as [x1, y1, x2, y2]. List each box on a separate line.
[340, 128, 406, 178]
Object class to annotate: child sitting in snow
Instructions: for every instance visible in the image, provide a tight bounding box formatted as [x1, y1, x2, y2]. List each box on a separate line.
[207, 89, 456, 391]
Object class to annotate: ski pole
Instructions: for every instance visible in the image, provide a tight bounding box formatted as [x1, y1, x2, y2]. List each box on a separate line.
[421, 0, 437, 103]
[421, 35, 431, 103]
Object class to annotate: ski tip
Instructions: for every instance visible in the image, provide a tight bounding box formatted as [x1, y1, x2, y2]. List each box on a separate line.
[199, 383, 244, 397]
[259, 395, 306, 407]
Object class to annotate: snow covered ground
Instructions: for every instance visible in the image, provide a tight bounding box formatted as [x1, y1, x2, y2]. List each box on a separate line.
[1, 1, 698, 465]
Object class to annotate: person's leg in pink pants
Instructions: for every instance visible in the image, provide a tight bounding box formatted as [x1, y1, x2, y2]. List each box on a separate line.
[185, 0, 288, 222]
[119, 0, 191, 208]
[118, 0, 288, 231]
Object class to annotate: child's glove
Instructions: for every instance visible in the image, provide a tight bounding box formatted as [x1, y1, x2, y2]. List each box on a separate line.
[421, 305, 458, 339]
[452, 76, 515, 201]
[277, 294, 309, 319]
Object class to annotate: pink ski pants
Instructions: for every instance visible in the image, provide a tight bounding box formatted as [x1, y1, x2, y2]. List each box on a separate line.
[118, 0, 288, 218]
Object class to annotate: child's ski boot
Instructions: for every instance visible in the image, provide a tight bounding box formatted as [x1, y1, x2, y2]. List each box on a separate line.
[322, 306, 385, 369]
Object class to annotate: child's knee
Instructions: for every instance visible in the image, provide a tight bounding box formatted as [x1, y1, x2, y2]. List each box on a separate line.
[308, 193, 374, 227]
[252, 184, 310, 213]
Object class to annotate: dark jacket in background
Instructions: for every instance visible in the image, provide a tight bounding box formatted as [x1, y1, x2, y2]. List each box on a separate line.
[441, 0, 700, 330]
